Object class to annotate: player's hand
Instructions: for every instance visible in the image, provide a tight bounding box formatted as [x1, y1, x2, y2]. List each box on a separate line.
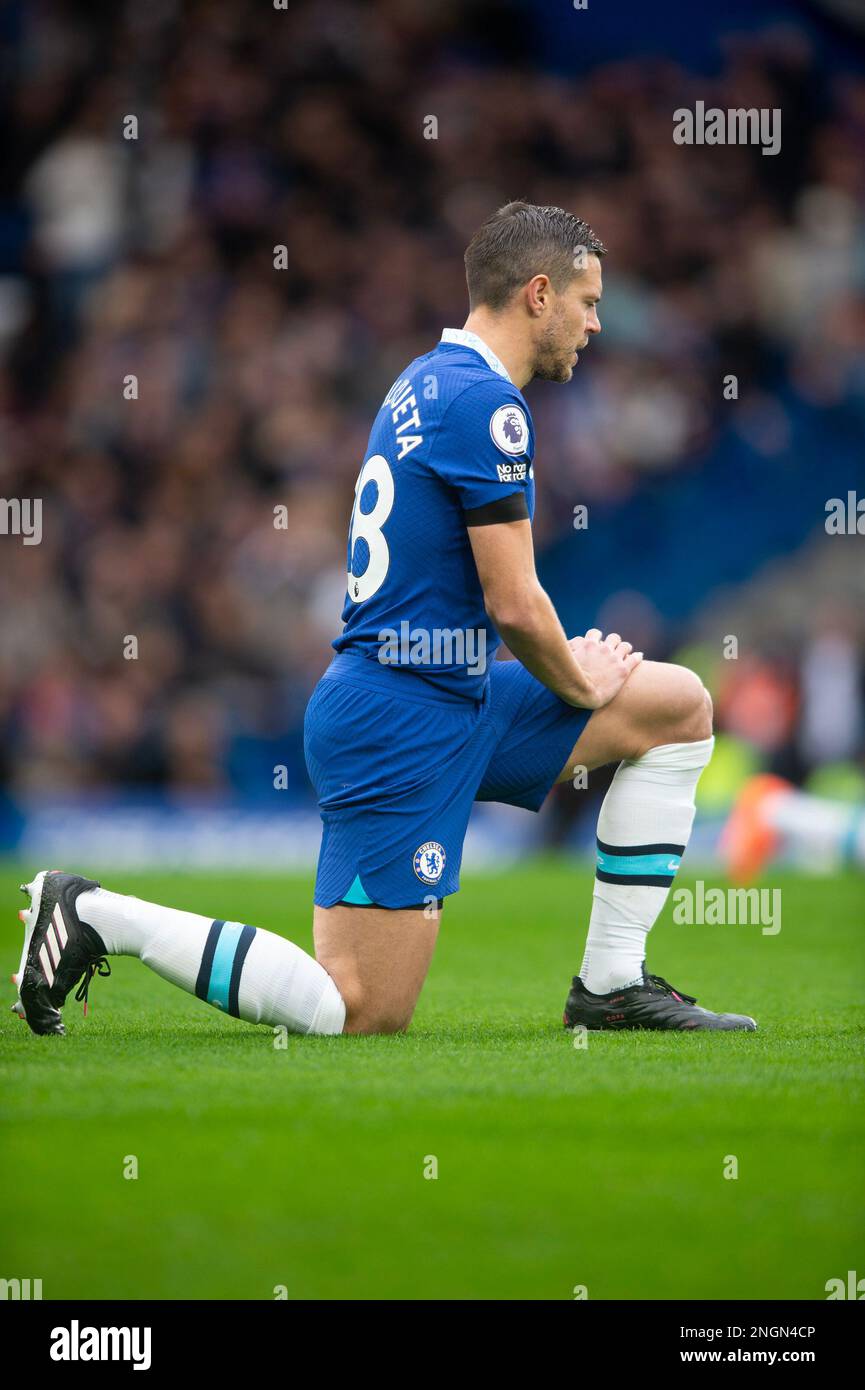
[568, 628, 643, 709]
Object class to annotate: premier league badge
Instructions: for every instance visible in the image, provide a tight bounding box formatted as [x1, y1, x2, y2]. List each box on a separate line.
[413, 841, 446, 886]
[489, 403, 528, 456]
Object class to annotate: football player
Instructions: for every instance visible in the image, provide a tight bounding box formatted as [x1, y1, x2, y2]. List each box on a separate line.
[13, 203, 755, 1036]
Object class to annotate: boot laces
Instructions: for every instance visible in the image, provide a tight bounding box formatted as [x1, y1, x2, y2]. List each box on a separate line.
[646, 973, 697, 1005]
[74, 958, 111, 1015]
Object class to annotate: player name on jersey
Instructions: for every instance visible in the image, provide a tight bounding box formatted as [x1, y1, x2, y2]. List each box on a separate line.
[382, 377, 424, 459]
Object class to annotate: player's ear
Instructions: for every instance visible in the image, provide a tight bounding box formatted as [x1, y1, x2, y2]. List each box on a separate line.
[526, 273, 551, 316]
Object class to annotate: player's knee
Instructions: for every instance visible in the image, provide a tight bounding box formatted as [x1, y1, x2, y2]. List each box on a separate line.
[701, 683, 714, 732]
[631, 662, 712, 749]
[343, 1003, 411, 1036]
[669, 666, 713, 742]
[338, 982, 411, 1035]
[688, 675, 713, 741]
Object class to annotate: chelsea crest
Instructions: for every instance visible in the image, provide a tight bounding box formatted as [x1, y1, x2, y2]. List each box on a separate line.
[413, 841, 446, 886]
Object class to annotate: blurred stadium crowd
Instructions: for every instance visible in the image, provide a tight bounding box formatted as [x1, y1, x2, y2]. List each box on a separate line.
[0, 0, 863, 811]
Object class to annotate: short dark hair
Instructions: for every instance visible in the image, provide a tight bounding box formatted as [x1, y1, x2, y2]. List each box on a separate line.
[464, 201, 606, 311]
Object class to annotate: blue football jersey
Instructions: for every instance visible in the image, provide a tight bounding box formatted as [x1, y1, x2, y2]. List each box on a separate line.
[332, 329, 536, 700]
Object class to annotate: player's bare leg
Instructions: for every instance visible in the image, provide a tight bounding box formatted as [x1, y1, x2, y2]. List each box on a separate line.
[555, 638, 756, 1030]
[555, 654, 712, 774]
[314, 903, 441, 1034]
[14, 879, 439, 1039]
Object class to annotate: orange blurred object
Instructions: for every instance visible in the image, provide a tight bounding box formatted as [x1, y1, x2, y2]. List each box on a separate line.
[720, 773, 792, 884]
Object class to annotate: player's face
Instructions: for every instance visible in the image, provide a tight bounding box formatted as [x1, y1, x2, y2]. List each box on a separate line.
[532, 257, 602, 383]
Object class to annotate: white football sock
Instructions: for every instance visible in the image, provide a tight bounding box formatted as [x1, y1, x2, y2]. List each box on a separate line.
[766, 790, 865, 870]
[77, 889, 345, 1035]
[579, 736, 715, 995]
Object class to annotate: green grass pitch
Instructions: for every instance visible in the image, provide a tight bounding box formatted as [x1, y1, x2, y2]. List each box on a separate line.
[1, 859, 862, 1301]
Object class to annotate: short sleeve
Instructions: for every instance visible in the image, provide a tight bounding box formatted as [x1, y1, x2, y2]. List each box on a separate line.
[429, 379, 534, 512]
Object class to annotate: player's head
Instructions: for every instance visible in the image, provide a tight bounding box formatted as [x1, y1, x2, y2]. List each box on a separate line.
[464, 201, 605, 383]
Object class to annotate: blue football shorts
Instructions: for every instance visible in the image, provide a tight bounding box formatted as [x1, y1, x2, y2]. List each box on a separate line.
[304, 651, 592, 909]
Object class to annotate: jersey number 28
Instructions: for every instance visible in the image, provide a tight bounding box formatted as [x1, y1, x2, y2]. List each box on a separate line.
[347, 454, 394, 603]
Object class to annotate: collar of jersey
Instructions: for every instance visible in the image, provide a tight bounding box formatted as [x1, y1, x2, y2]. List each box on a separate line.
[439, 328, 513, 383]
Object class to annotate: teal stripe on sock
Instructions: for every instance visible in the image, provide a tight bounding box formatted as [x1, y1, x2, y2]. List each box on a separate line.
[343, 873, 373, 905]
[596, 849, 681, 877]
[207, 921, 247, 1010]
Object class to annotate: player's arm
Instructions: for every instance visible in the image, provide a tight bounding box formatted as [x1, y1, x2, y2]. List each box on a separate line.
[466, 504, 641, 710]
